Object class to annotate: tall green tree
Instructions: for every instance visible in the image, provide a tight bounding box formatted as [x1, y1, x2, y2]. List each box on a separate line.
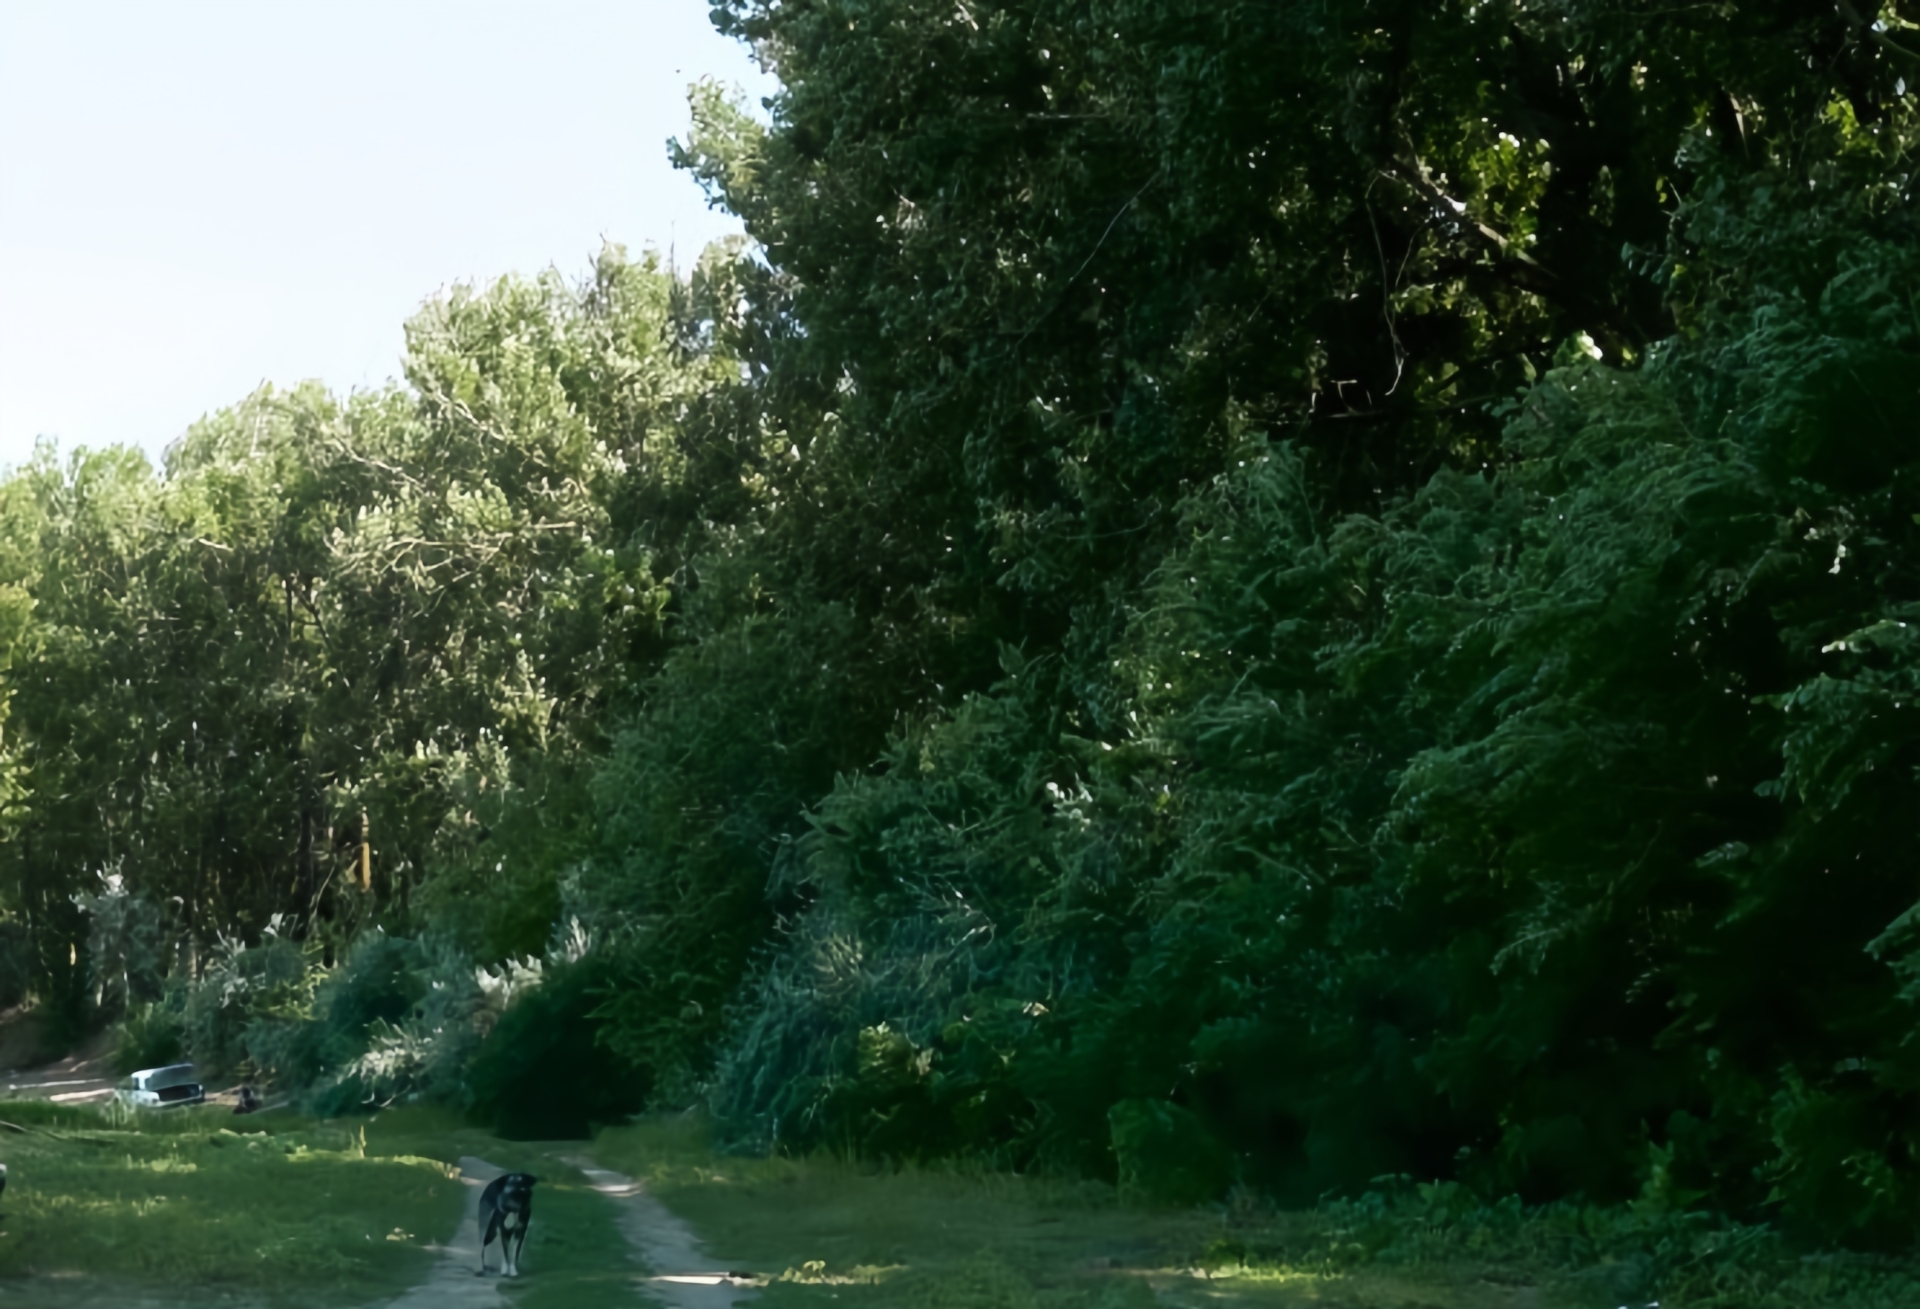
[651, 0, 1920, 1242]
[0, 245, 720, 1002]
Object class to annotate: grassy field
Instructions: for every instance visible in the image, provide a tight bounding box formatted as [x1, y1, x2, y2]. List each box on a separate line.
[2, 1097, 1915, 1309]
[588, 1117, 1561, 1309]
[588, 1116, 1920, 1309]
[0, 1099, 461, 1305]
[0, 1098, 673, 1309]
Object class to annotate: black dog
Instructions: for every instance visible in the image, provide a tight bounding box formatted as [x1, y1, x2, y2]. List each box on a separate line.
[477, 1172, 536, 1277]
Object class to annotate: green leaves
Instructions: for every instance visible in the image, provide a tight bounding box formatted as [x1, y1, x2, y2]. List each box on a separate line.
[692, 63, 1920, 1225]
[6, 0, 1920, 1247]
[0, 244, 726, 993]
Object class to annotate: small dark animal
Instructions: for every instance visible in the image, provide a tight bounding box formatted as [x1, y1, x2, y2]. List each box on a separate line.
[477, 1172, 536, 1277]
[233, 1085, 262, 1115]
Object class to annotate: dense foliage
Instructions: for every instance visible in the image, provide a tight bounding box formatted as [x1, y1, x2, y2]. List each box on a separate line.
[2, 0, 1917, 1258]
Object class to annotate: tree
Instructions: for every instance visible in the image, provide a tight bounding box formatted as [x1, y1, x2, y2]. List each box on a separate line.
[0, 244, 722, 1003]
[665, 0, 1920, 1236]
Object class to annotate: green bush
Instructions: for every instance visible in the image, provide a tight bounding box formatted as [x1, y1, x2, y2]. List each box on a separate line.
[464, 954, 644, 1139]
[0, 1098, 108, 1130]
[1108, 1099, 1236, 1207]
[182, 934, 314, 1076]
[243, 1014, 330, 1090]
[313, 931, 426, 1066]
[111, 995, 184, 1075]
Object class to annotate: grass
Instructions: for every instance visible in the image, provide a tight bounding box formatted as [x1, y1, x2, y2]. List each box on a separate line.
[351, 1108, 657, 1309]
[4, 1096, 1913, 1309]
[437, 1135, 646, 1309]
[0, 1098, 462, 1305]
[584, 1117, 1556, 1309]
[587, 1115, 1920, 1309]
[0, 1100, 655, 1306]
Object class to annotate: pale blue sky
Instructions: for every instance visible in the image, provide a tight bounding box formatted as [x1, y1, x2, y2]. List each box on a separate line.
[0, 0, 775, 471]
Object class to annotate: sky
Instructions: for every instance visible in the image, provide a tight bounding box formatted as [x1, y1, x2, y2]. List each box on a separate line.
[0, 0, 777, 473]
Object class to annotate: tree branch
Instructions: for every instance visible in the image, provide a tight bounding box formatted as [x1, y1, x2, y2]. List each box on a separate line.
[1383, 140, 1557, 286]
[1836, 0, 1920, 73]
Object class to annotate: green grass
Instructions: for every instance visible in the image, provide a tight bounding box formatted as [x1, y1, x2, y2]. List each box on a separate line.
[584, 1117, 1544, 1309]
[6, 1098, 1912, 1309]
[0, 1099, 462, 1305]
[344, 1113, 654, 1309]
[586, 1116, 1920, 1309]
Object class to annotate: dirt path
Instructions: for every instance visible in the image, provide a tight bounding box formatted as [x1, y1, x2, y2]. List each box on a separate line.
[372, 1153, 755, 1309]
[377, 1155, 509, 1308]
[1, 1029, 117, 1105]
[559, 1156, 759, 1309]
[0, 1022, 275, 1113]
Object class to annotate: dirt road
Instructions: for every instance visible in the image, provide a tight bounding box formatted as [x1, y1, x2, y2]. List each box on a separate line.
[379, 1156, 511, 1308]
[564, 1157, 759, 1309]
[0, 1030, 117, 1107]
[378, 1153, 758, 1309]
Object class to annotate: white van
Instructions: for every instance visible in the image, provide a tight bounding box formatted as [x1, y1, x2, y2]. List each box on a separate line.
[120, 1063, 205, 1109]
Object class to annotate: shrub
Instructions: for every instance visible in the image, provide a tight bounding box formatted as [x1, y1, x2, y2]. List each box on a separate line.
[111, 994, 185, 1075]
[464, 954, 644, 1139]
[1108, 1099, 1236, 1206]
[312, 931, 427, 1068]
[182, 932, 315, 1076]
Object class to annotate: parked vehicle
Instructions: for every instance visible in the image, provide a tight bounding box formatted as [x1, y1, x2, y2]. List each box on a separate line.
[119, 1063, 205, 1109]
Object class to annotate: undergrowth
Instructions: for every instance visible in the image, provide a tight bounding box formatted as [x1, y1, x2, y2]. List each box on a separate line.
[1311, 1179, 1920, 1309]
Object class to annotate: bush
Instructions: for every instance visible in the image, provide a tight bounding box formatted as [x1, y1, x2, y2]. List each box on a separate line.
[244, 1014, 330, 1090]
[111, 995, 185, 1075]
[182, 934, 315, 1076]
[1108, 1099, 1236, 1206]
[306, 940, 543, 1114]
[464, 954, 644, 1139]
[312, 931, 426, 1067]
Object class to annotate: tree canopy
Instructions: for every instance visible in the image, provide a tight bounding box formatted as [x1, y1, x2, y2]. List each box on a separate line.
[3, 0, 1918, 1250]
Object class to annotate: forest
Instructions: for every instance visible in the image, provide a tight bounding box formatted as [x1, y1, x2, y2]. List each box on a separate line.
[2, 0, 1918, 1256]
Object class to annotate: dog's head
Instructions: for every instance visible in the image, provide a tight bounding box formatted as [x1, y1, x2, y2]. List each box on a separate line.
[501, 1172, 537, 1202]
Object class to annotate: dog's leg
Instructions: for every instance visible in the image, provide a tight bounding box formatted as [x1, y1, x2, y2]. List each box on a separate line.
[514, 1211, 535, 1277]
[505, 1219, 524, 1277]
[479, 1208, 502, 1275]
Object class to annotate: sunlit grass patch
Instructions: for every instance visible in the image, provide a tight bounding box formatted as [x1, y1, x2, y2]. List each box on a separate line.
[0, 1099, 461, 1301]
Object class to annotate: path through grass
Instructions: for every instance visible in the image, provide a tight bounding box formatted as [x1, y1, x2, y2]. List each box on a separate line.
[5, 1098, 1916, 1309]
